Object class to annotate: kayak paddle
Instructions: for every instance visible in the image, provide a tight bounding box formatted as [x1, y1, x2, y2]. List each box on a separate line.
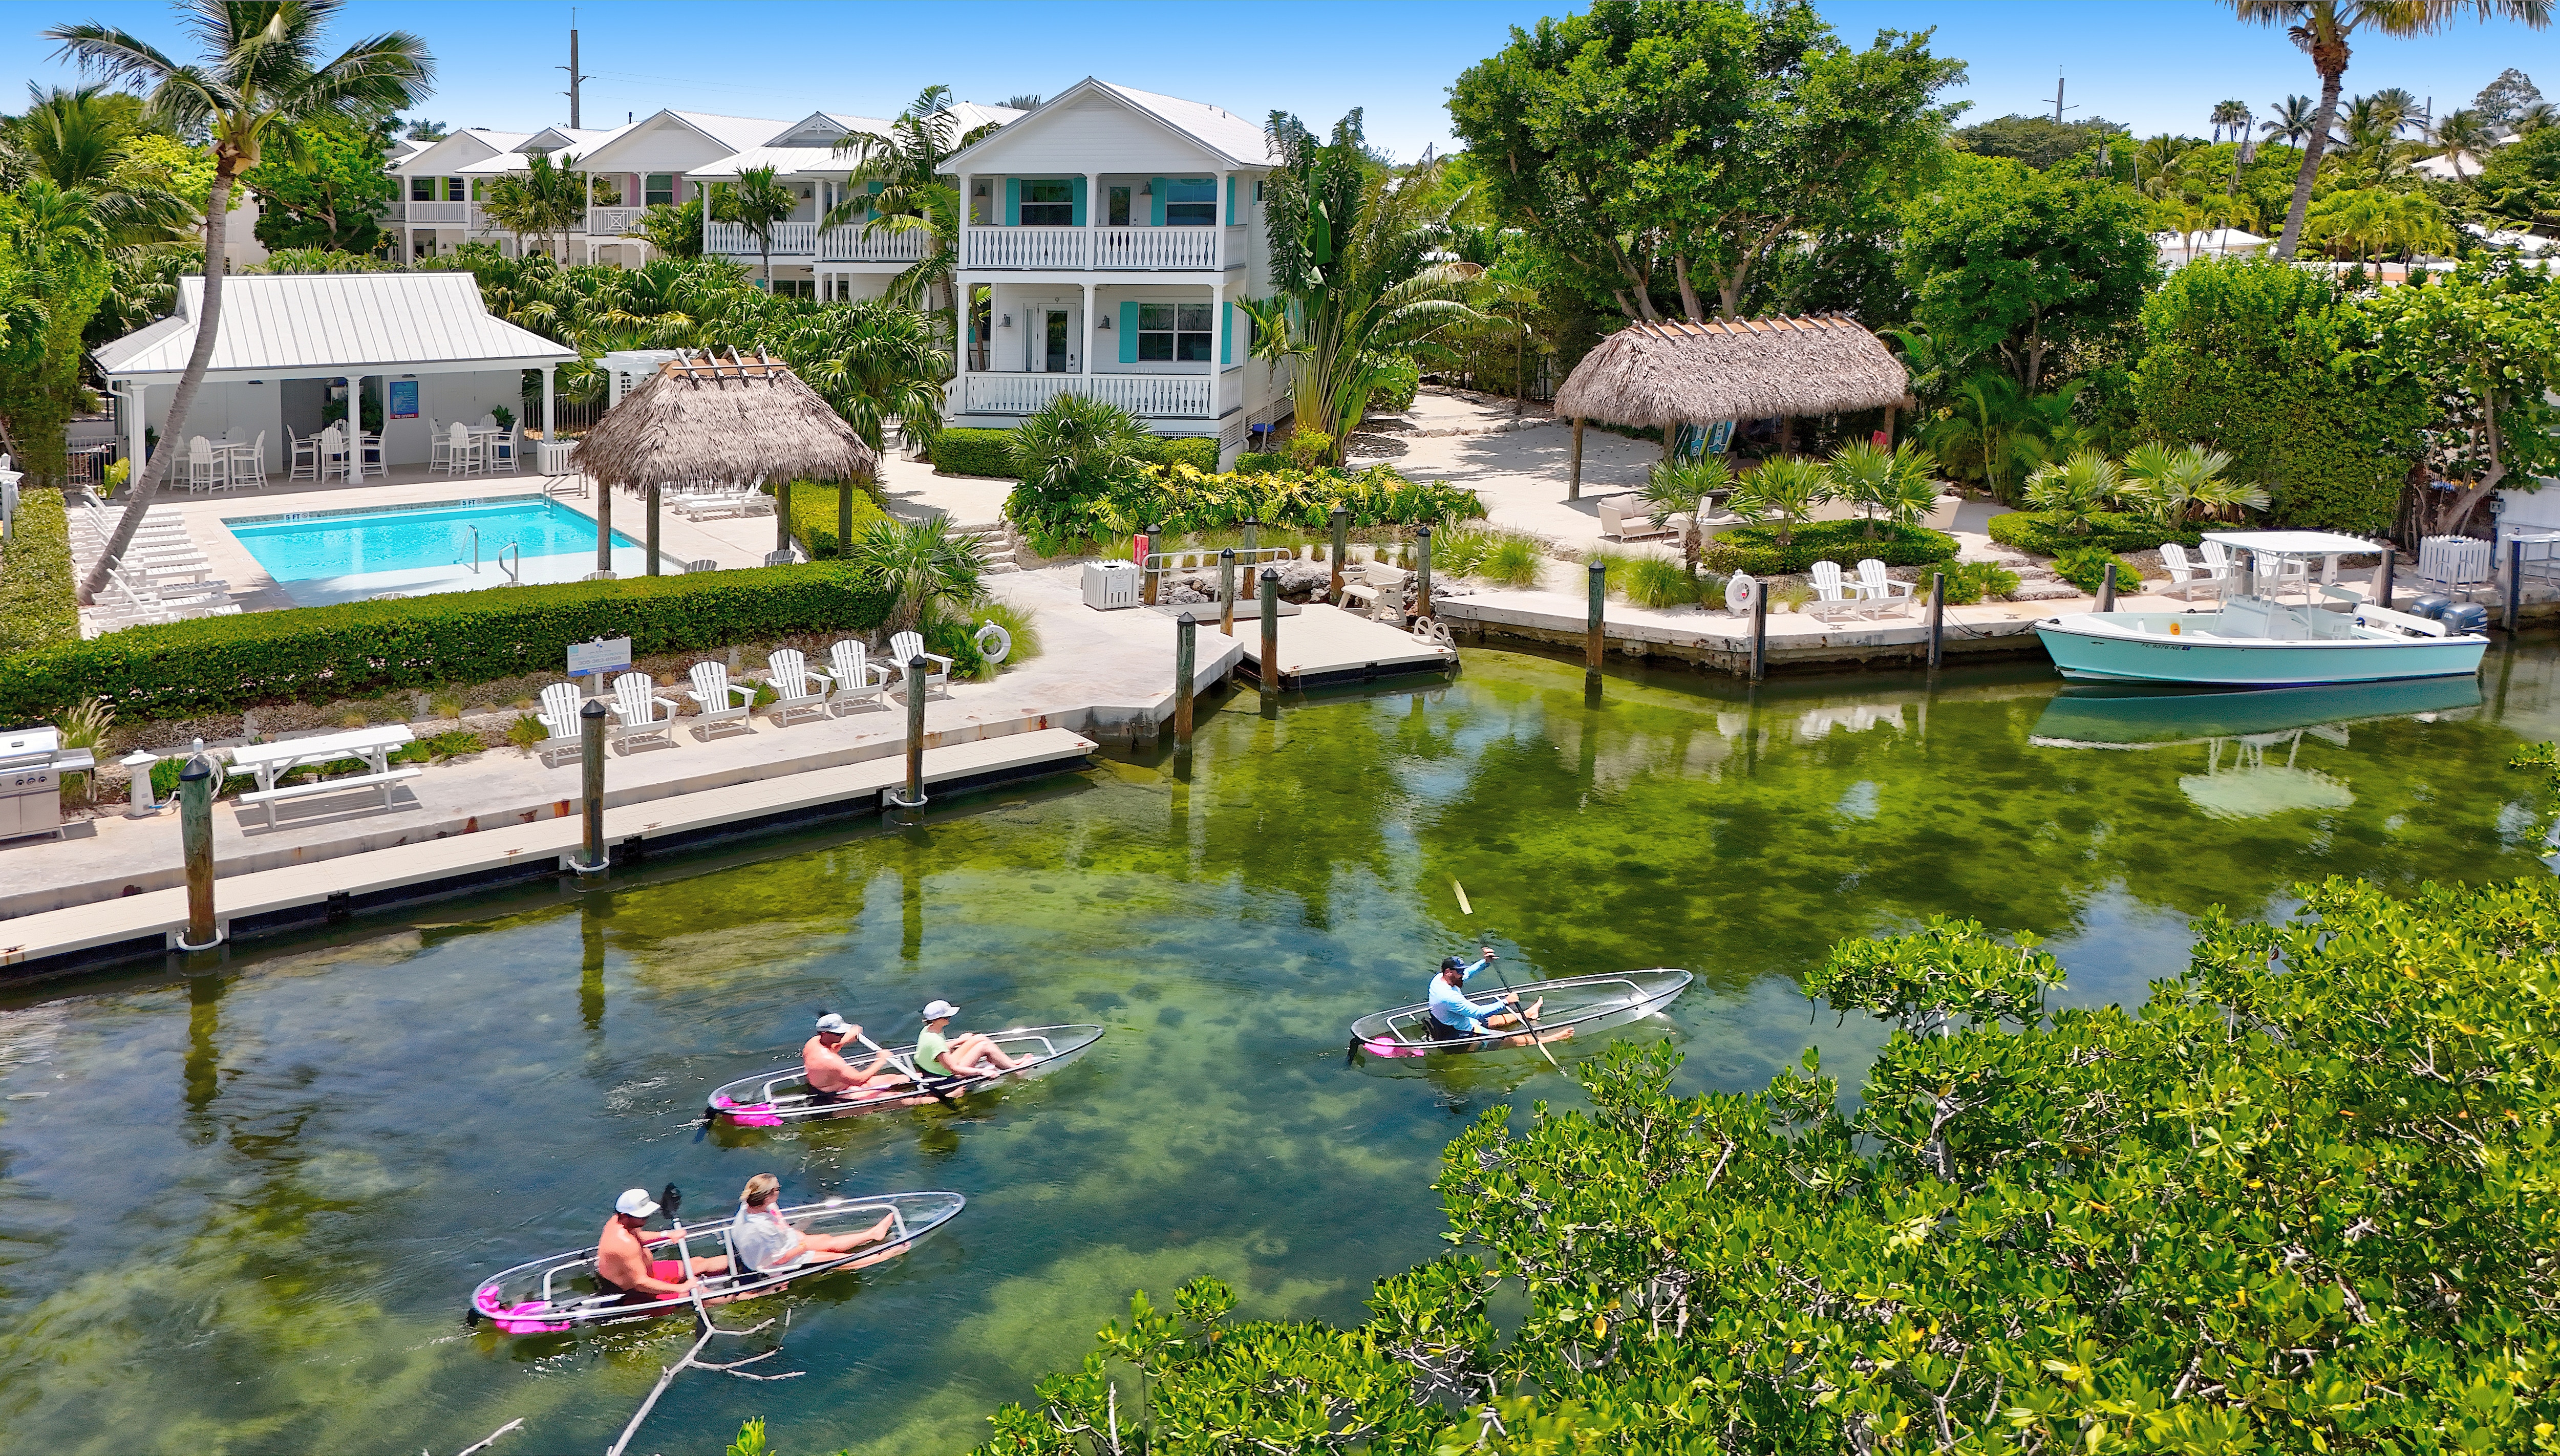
[860, 1027, 960, 1108]
[1453, 879, 1562, 1072]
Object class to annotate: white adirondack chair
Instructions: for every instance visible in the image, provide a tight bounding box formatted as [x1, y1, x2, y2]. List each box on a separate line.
[1807, 561, 1863, 620]
[535, 681, 587, 764]
[826, 639, 890, 715]
[2157, 542, 2224, 601]
[761, 648, 833, 727]
[607, 672, 681, 752]
[1853, 559, 1915, 616]
[684, 660, 757, 737]
[886, 630, 953, 700]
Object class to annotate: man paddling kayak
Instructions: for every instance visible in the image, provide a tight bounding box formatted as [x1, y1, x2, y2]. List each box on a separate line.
[728, 1173, 901, 1276]
[804, 1013, 913, 1099]
[1427, 949, 1570, 1047]
[916, 999, 1023, 1077]
[595, 1187, 728, 1301]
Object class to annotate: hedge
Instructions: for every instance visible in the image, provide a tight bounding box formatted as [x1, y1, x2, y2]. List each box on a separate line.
[1699, 520, 1957, 576]
[1987, 510, 2202, 556]
[779, 480, 895, 558]
[0, 564, 894, 723]
[932, 427, 1221, 480]
[0, 485, 78, 659]
[1006, 461, 1483, 547]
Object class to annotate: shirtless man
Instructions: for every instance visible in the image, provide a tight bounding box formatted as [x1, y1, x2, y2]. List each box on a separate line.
[803, 1012, 912, 1099]
[595, 1188, 727, 1301]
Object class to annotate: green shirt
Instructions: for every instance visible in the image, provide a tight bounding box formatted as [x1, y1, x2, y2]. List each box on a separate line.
[914, 1027, 953, 1076]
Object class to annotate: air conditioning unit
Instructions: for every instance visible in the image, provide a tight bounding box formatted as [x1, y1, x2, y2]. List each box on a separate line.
[1082, 559, 1140, 610]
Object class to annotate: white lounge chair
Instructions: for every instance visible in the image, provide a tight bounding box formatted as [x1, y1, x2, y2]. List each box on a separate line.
[607, 673, 681, 752]
[677, 493, 769, 522]
[1853, 559, 1915, 616]
[682, 558, 719, 573]
[1596, 496, 1671, 542]
[760, 649, 833, 727]
[684, 660, 757, 737]
[762, 548, 805, 567]
[885, 630, 953, 700]
[535, 681, 587, 764]
[826, 638, 891, 715]
[2157, 542, 2226, 601]
[1807, 561, 1862, 620]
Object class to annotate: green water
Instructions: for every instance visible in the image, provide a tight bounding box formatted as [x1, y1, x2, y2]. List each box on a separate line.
[5, 645, 2556, 1455]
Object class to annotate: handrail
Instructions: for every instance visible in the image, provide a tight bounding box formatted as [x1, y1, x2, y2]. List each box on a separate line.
[499, 541, 521, 585]
[459, 524, 480, 574]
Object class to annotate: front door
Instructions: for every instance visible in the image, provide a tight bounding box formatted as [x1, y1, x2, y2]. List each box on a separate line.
[1044, 309, 1071, 373]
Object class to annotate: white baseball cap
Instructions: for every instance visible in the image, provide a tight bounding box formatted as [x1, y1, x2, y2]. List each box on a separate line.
[814, 1013, 854, 1036]
[922, 999, 958, 1021]
[614, 1188, 659, 1218]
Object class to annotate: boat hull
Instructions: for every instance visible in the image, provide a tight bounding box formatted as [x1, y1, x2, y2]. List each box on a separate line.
[1349, 969, 1691, 1057]
[707, 1025, 1104, 1125]
[2036, 614, 2487, 688]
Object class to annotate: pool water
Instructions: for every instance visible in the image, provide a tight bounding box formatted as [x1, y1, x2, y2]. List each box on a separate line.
[3, 646, 2555, 1454]
[224, 497, 658, 605]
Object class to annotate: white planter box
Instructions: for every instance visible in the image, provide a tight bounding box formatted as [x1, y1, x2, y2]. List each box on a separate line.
[1082, 560, 1140, 610]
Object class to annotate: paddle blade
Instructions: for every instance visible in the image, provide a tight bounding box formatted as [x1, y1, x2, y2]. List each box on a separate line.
[660, 1182, 681, 1219]
[1453, 880, 1472, 916]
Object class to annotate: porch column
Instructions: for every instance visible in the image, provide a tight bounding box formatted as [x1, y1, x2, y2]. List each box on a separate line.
[542, 365, 556, 441]
[952, 270, 971, 425]
[1217, 169, 1232, 267]
[1081, 280, 1096, 378]
[1087, 170, 1102, 267]
[123, 380, 146, 475]
[1209, 278, 1226, 421]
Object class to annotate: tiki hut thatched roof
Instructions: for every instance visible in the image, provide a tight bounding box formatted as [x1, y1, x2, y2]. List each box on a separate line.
[1553, 314, 1911, 429]
[573, 349, 878, 488]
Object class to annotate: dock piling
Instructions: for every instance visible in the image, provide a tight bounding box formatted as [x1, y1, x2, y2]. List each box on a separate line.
[1140, 527, 1159, 606]
[1330, 509, 1348, 604]
[1586, 561, 1607, 674]
[2508, 539, 2524, 633]
[1415, 524, 1433, 623]
[1927, 571, 1946, 672]
[2376, 545, 2395, 610]
[577, 699, 607, 876]
[1175, 612, 1198, 745]
[1750, 586, 1767, 683]
[176, 755, 220, 950]
[1259, 568, 1281, 714]
[2097, 562, 2117, 613]
[646, 486, 662, 576]
[889, 657, 930, 811]
[1219, 548, 1236, 636]
[1243, 518, 1258, 560]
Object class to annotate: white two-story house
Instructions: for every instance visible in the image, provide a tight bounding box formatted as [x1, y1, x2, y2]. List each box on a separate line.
[941, 79, 1283, 465]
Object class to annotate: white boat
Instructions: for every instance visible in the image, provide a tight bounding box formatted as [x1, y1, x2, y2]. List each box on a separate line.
[2034, 530, 2488, 688]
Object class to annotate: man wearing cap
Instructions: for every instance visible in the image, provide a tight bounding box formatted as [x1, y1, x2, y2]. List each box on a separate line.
[914, 999, 1022, 1078]
[803, 1013, 912, 1100]
[1425, 947, 1553, 1045]
[595, 1188, 728, 1301]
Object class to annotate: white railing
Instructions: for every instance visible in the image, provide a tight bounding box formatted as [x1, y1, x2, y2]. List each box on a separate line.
[964, 373, 1214, 417]
[404, 200, 469, 225]
[820, 226, 931, 263]
[705, 220, 820, 256]
[1223, 225, 1248, 269]
[1093, 226, 1219, 270]
[963, 226, 1089, 270]
[589, 206, 644, 237]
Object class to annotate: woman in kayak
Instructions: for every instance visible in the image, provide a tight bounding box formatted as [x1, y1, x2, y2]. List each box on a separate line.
[727, 1173, 900, 1275]
[915, 999, 1023, 1077]
[1427, 949, 1566, 1046]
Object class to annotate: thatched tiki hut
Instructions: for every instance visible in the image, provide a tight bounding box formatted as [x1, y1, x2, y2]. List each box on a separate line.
[1551, 314, 1912, 497]
[573, 349, 879, 573]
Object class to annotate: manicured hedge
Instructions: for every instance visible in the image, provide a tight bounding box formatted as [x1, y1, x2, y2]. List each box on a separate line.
[1987, 510, 2202, 556]
[1700, 520, 1958, 576]
[780, 480, 895, 558]
[0, 485, 78, 659]
[1006, 461, 1483, 547]
[932, 427, 1220, 480]
[0, 564, 894, 723]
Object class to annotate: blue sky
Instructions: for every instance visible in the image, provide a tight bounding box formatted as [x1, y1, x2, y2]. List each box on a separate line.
[2, 1, 2547, 157]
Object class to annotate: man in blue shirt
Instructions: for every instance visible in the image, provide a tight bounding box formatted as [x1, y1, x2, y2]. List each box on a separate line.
[1425, 948, 1558, 1045]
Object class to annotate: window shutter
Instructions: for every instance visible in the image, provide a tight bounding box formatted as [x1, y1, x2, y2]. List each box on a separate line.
[1226, 177, 1236, 225]
[1005, 178, 1020, 227]
[866, 179, 883, 222]
[1120, 302, 1140, 364]
[1150, 178, 1166, 227]
[1221, 302, 1232, 365]
[1071, 177, 1087, 226]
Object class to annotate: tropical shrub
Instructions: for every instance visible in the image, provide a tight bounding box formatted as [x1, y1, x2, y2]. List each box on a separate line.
[1482, 534, 1544, 589]
[1726, 456, 1832, 547]
[929, 427, 1019, 478]
[1988, 509, 2202, 556]
[977, 875, 2560, 1454]
[843, 516, 983, 633]
[778, 480, 893, 558]
[1011, 393, 1156, 495]
[1926, 559, 2020, 605]
[2020, 449, 2121, 537]
[0, 565, 893, 722]
[1620, 555, 1701, 608]
[1368, 356, 1422, 414]
[1231, 450, 1295, 477]
[0, 485, 79, 658]
[2050, 545, 2138, 593]
[1005, 462, 1483, 554]
[1701, 520, 1956, 576]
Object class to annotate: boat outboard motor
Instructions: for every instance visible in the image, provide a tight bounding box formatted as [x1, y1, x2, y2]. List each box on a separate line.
[2440, 602, 2489, 634]
[2409, 594, 2451, 621]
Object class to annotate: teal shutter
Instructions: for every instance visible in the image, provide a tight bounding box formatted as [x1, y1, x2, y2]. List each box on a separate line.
[1226, 177, 1236, 225]
[866, 179, 882, 222]
[1221, 302, 1232, 365]
[1070, 177, 1086, 226]
[1119, 302, 1140, 363]
[1149, 178, 1166, 227]
[1005, 178, 1020, 226]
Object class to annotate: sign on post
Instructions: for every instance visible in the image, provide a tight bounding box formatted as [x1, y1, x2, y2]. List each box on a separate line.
[567, 636, 632, 682]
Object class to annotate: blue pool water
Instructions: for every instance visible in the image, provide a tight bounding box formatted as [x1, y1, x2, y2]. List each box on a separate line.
[223, 497, 659, 606]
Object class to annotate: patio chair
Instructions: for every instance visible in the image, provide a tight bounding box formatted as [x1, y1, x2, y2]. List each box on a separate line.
[606, 672, 681, 753]
[1853, 559, 1915, 616]
[762, 548, 805, 567]
[826, 638, 891, 715]
[886, 629, 953, 700]
[1806, 561, 1862, 620]
[356, 431, 386, 479]
[185, 437, 224, 494]
[319, 424, 354, 481]
[684, 660, 758, 738]
[425, 417, 448, 472]
[760, 648, 834, 727]
[487, 424, 521, 475]
[682, 558, 720, 573]
[2157, 543, 2225, 601]
[288, 430, 319, 481]
[1596, 496, 1669, 542]
[533, 682, 586, 764]
[438, 422, 481, 477]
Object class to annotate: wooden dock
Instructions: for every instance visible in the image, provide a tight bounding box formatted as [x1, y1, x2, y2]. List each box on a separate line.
[1232, 603, 1459, 689]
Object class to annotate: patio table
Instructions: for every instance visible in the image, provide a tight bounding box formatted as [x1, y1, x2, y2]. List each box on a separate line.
[221, 723, 419, 828]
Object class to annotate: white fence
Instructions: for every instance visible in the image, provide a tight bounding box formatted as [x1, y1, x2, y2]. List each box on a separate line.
[588, 206, 645, 237]
[967, 225, 1239, 271]
[963, 373, 1215, 417]
[964, 226, 1089, 270]
[820, 227, 930, 263]
[403, 201, 470, 225]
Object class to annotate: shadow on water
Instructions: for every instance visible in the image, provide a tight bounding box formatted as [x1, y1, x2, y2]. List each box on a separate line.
[1, 642, 2554, 1453]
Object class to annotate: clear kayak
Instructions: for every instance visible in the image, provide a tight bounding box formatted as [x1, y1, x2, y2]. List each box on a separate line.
[1349, 969, 1692, 1057]
[468, 1190, 965, 1334]
[705, 1024, 1106, 1125]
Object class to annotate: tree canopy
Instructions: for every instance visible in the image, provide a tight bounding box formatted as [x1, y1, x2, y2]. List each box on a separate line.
[1953, 112, 2127, 171]
[244, 112, 396, 254]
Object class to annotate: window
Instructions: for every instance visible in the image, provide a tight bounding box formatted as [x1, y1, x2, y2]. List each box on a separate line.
[1138, 303, 1213, 362]
[767, 279, 815, 298]
[1021, 179, 1074, 226]
[1165, 178, 1215, 226]
[445, 177, 466, 202]
[410, 176, 434, 202]
[1108, 185, 1131, 227]
[1254, 180, 1264, 202]
[645, 173, 675, 207]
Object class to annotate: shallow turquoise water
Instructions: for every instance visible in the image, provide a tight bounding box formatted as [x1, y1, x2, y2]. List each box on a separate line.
[3, 645, 2554, 1454]
[225, 498, 637, 582]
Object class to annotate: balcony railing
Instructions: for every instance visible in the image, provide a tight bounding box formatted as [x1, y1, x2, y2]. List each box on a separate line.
[404, 200, 470, 225]
[821, 226, 930, 263]
[702, 220, 833, 257]
[964, 372, 1214, 418]
[1093, 227, 1217, 269]
[589, 206, 645, 237]
[964, 224, 1243, 271]
[965, 226, 1088, 270]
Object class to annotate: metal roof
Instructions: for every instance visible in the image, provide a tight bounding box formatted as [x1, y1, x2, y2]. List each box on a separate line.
[947, 78, 1276, 172]
[93, 273, 576, 379]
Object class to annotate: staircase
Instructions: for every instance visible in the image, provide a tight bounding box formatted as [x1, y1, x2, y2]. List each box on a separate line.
[955, 520, 1020, 574]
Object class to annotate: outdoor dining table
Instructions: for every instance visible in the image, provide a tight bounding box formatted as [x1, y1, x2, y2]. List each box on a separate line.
[220, 723, 418, 828]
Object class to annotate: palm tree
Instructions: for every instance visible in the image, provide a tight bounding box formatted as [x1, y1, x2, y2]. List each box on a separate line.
[1010, 391, 1153, 495]
[820, 85, 1002, 318]
[2225, 0, 2550, 261]
[2263, 93, 2321, 146]
[48, 0, 433, 603]
[1729, 456, 1832, 548]
[1638, 454, 1731, 576]
[13, 84, 191, 248]
[712, 164, 796, 290]
[2426, 106, 2497, 178]
[846, 515, 984, 634]
[0, 180, 112, 487]
[1825, 439, 1896, 539]
[2367, 85, 2426, 132]
[753, 297, 950, 452]
[2023, 451, 2124, 536]
[1473, 264, 1549, 418]
[480, 149, 586, 262]
[2210, 98, 2253, 143]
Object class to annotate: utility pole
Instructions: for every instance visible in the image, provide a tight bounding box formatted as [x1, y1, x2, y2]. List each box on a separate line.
[559, 10, 590, 129]
[2042, 72, 2077, 125]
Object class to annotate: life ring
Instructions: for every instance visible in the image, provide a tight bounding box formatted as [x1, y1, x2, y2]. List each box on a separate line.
[973, 620, 1012, 665]
[1411, 616, 1455, 648]
[1725, 572, 1758, 617]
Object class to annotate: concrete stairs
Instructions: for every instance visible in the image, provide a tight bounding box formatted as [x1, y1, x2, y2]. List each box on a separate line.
[955, 520, 1020, 574]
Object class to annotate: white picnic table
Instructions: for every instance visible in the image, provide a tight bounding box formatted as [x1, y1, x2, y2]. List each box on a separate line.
[222, 723, 420, 828]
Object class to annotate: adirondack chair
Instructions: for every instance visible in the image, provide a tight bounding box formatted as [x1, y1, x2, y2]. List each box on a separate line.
[607, 673, 681, 752]
[534, 681, 587, 764]
[826, 638, 891, 715]
[2158, 543, 2225, 601]
[684, 660, 758, 737]
[1806, 561, 1862, 620]
[1853, 559, 1915, 616]
[886, 629, 953, 700]
[760, 648, 833, 727]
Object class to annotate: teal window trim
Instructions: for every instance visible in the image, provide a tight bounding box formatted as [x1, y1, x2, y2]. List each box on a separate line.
[1220, 301, 1232, 365]
[1119, 301, 1140, 364]
[1071, 176, 1087, 227]
[1226, 177, 1236, 225]
[1005, 178, 1020, 226]
[1150, 177, 1166, 228]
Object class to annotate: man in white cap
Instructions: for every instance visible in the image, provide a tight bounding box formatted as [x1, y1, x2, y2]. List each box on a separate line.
[913, 999, 1022, 1078]
[595, 1188, 727, 1301]
[802, 1012, 913, 1100]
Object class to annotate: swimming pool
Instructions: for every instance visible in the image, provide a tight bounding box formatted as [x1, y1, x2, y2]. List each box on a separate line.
[224, 496, 662, 605]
